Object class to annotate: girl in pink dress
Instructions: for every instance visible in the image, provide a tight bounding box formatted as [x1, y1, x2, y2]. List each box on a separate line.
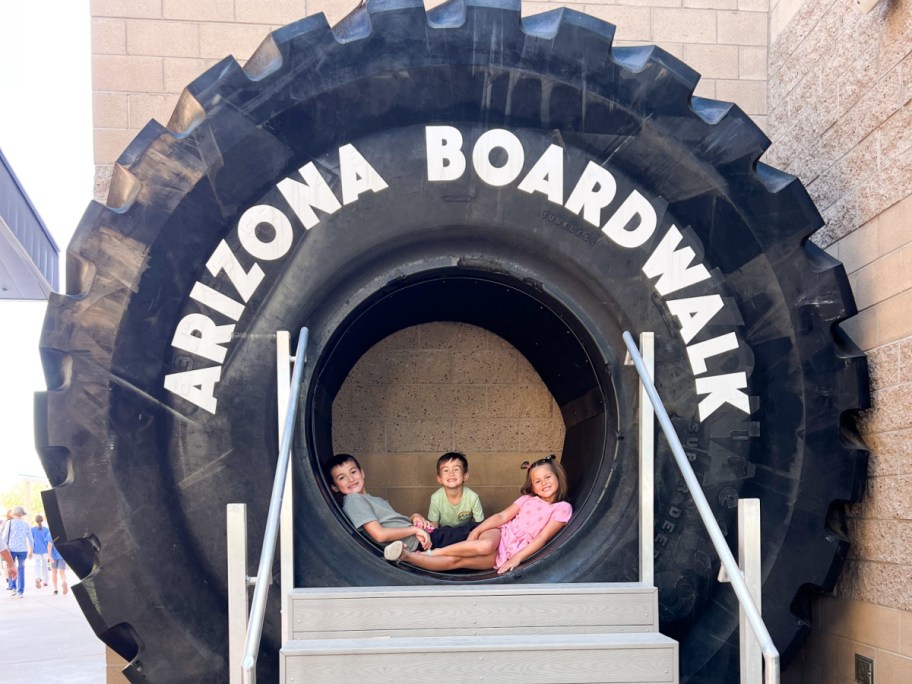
[385, 456, 571, 574]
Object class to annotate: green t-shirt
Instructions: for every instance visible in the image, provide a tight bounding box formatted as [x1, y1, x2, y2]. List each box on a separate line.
[427, 487, 484, 527]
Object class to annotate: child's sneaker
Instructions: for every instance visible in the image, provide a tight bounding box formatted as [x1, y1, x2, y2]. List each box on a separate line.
[383, 541, 406, 563]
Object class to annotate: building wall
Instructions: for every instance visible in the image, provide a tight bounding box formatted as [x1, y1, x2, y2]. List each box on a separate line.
[766, 1, 912, 682]
[89, 0, 772, 198]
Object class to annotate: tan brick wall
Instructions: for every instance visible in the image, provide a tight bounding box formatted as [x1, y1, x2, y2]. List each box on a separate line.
[332, 323, 565, 518]
[769, 1, 912, 682]
[89, 0, 772, 202]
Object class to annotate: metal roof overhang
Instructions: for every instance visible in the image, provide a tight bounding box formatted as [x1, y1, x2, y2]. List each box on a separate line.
[0, 147, 59, 300]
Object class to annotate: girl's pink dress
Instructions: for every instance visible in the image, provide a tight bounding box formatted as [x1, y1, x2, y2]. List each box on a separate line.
[494, 495, 572, 568]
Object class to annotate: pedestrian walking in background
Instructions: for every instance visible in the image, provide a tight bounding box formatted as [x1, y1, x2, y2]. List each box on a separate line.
[6, 506, 33, 597]
[31, 514, 51, 589]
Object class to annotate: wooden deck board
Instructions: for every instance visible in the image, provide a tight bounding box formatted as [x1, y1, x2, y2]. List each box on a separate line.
[281, 632, 677, 683]
[290, 583, 659, 639]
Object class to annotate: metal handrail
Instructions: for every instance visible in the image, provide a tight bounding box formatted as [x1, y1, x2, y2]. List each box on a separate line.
[623, 331, 780, 684]
[241, 327, 309, 684]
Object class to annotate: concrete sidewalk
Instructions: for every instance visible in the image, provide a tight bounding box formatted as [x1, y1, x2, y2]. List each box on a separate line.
[0, 571, 106, 682]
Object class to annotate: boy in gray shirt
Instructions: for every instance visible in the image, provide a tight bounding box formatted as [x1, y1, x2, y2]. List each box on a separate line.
[325, 453, 475, 554]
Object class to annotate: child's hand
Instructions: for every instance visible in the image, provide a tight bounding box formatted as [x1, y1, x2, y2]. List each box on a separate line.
[410, 514, 435, 531]
[496, 557, 521, 574]
[415, 528, 431, 549]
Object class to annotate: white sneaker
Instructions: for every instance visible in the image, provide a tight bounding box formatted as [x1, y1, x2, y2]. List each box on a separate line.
[383, 541, 405, 563]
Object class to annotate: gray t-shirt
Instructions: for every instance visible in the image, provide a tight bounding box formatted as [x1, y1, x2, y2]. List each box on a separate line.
[342, 493, 420, 551]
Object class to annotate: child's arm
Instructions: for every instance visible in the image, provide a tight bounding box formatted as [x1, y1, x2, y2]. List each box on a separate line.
[471, 491, 484, 522]
[410, 513, 435, 530]
[496, 517, 568, 574]
[467, 503, 520, 540]
[361, 521, 431, 549]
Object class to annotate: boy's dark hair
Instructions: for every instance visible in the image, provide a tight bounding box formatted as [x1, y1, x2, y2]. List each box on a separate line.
[323, 453, 361, 481]
[520, 455, 569, 502]
[436, 451, 468, 473]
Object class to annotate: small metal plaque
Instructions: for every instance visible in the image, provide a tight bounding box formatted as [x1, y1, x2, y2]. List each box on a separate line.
[855, 654, 874, 684]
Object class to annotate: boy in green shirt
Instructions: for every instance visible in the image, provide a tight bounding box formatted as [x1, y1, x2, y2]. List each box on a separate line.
[427, 452, 484, 527]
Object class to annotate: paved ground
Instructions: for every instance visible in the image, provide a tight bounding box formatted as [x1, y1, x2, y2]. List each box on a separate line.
[0, 570, 106, 682]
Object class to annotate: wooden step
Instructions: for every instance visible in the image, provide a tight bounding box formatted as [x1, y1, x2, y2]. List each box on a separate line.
[281, 632, 677, 683]
[288, 582, 658, 640]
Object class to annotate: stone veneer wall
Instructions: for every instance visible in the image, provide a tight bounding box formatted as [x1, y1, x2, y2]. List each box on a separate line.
[766, 1, 912, 682]
[332, 323, 565, 518]
[89, 0, 772, 198]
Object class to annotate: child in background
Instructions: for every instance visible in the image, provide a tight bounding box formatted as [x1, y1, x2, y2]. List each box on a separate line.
[427, 452, 483, 529]
[31, 514, 52, 589]
[325, 454, 479, 556]
[48, 537, 68, 595]
[385, 455, 571, 574]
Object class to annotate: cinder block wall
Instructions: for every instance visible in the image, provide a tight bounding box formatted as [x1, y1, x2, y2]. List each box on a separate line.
[89, 0, 772, 198]
[766, 1, 912, 682]
[333, 323, 565, 517]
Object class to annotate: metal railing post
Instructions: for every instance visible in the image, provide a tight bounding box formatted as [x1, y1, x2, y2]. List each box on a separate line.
[638, 332, 655, 586]
[276, 331, 294, 644]
[623, 331, 779, 684]
[227, 503, 249, 684]
[739, 499, 762, 684]
[241, 327, 309, 684]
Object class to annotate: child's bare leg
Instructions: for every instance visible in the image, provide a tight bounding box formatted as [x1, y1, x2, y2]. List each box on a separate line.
[432, 529, 501, 558]
[401, 550, 496, 572]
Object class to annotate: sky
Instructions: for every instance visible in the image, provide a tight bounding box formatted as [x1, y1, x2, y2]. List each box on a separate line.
[0, 1, 93, 488]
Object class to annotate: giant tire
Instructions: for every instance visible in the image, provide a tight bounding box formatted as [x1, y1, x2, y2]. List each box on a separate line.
[37, 1, 868, 682]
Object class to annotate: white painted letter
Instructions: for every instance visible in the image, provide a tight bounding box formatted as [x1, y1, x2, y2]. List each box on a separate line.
[171, 313, 235, 364]
[666, 295, 724, 344]
[565, 162, 617, 228]
[207, 241, 264, 302]
[426, 126, 466, 182]
[518, 144, 564, 204]
[189, 282, 245, 322]
[164, 366, 222, 415]
[339, 143, 389, 205]
[472, 129, 525, 187]
[687, 332, 739, 375]
[277, 162, 342, 229]
[238, 204, 293, 261]
[642, 224, 710, 295]
[601, 190, 656, 248]
[695, 372, 751, 420]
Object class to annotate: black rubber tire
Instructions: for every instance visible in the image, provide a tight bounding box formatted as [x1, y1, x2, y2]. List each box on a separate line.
[36, 1, 868, 682]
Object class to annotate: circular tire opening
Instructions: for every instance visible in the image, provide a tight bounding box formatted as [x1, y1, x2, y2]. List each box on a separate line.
[312, 272, 618, 577]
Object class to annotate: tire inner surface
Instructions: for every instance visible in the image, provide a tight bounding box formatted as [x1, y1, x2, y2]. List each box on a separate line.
[307, 269, 620, 578]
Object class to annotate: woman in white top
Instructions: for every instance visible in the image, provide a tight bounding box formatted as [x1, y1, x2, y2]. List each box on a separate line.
[5, 506, 33, 597]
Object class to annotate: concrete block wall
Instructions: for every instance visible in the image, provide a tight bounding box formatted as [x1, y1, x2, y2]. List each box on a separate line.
[332, 323, 565, 518]
[89, 0, 772, 200]
[766, 1, 912, 682]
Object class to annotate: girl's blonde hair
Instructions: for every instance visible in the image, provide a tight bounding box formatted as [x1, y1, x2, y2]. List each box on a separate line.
[520, 455, 568, 502]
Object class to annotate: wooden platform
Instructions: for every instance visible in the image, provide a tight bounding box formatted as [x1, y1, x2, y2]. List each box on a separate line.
[281, 583, 677, 683]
